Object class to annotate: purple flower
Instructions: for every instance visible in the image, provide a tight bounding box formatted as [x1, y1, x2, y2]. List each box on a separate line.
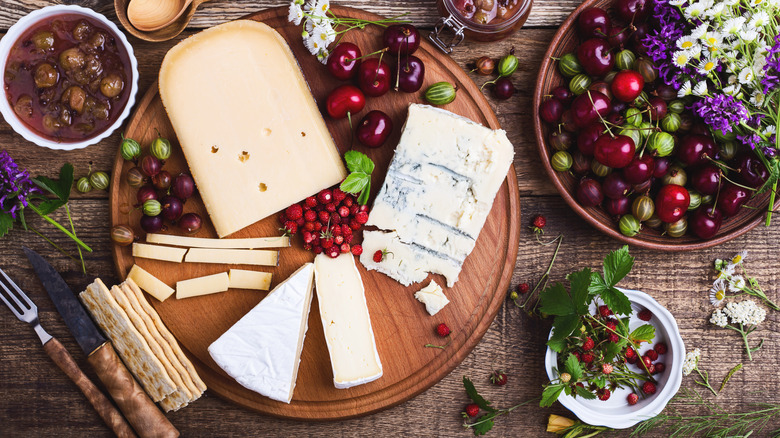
[762, 34, 780, 94]
[691, 94, 749, 134]
[738, 132, 762, 150]
[762, 146, 778, 159]
[0, 150, 38, 219]
[643, 0, 697, 89]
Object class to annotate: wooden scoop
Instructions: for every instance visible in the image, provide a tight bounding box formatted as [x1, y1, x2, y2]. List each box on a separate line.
[114, 0, 212, 42]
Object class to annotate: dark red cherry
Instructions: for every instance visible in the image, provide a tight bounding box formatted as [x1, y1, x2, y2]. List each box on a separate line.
[396, 55, 425, 93]
[551, 86, 573, 103]
[356, 110, 394, 148]
[594, 134, 636, 169]
[577, 178, 605, 207]
[611, 70, 644, 102]
[577, 123, 604, 156]
[603, 173, 631, 199]
[690, 164, 722, 196]
[326, 42, 362, 80]
[571, 91, 612, 128]
[647, 96, 668, 120]
[540, 99, 564, 124]
[690, 205, 723, 239]
[653, 157, 671, 178]
[717, 182, 750, 217]
[735, 153, 770, 188]
[578, 7, 611, 39]
[677, 135, 717, 166]
[577, 38, 615, 77]
[623, 155, 655, 184]
[493, 77, 516, 100]
[608, 26, 630, 47]
[357, 58, 392, 97]
[631, 22, 650, 55]
[383, 24, 420, 55]
[616, 0, 652, 22]
[655, 184, 690, 223]
[605, 197, 631, 217]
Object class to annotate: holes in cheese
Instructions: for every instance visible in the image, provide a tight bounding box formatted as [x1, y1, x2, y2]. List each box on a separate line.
[145, 233, 290, 249]
[184, 248, 279, 266]
[176, 272, 230, 299]
[127, 264, 176, 302]
[228, 269, 272, 291]
[132, 243, 187, 263]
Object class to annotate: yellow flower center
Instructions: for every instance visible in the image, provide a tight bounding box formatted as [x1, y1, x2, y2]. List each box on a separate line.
[682, 41, 694, 48]
[732, 255, 742, 264]
[677, 55, 688, 65]
[716, 289, 726, 300]
[705, 61, 715, 70]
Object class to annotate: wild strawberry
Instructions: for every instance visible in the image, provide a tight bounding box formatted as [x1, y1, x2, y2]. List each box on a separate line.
[597, 388, 611, 401]
[304, 210, 317, 222]
[285, 204, 303, 221]
[304, 196, 318, 208]
[581, 353, 594, 364]
[642, 356, 652, 368]
[560, 372, 571, 383]
[351, 244, 363, 256]
[303, 243, 312, 251]
[464, 403, 479, 418]
[349, 204, 359, 215]
[321, 238, 334, 249]
[311, 235, 321, 246]
[302, 231, 314, 244]
[313, 245, 324, 254]
[282, 221, 298, 235]
[598, 305, 613, 318]
[303, 221, 315, 232]
[338, 206, 350, 217]
[279, 212, 288, 223]
[373, 249, 391, 263]
[654, 343, 668, 355]
[572, 351, 581, 361]
[326, 202, 337, 213]
[627, 393, 639, 405]
[625, 347, 637, 359]
[601, 363, 613, 374]
[330, 224, 341, 236]
[334, 234, 345, 245]
[327, 245, 340, 258]
[654, 363, 665, 374]
[531, 215, 546, 234]
[354, 211, 369, 224]
[642, 381, 657, 395]
[330, 214, 341, 225]
[606, 320, 617, 332]
[646, 364, 656, 374]
[645, 350, 659, 361]
[638, 309, 653, 321]
[436, 323, 451, 337]
[295, 217, 304, 227]
[609, 333, 620, 343]
[313, 221, 322, 231]
[318, 210, 330, 224]
[490, 370, 508, 386]
[333, 188, 347, 203]
[317, 189, 332, 204]
[626, 355, 638, 365]
[582, 337, 595, 351]
[340, 243, 350, 253]
[343, 197, 354, 208]
[517, 283, 530, 294]
[359, 204, 369, 213]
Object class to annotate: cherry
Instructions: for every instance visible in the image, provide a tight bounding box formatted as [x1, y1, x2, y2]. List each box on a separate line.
[551, 86, 573, 103]
[615, 0, 651, 22]
[607, 26, 630, 47]
[595, 134, 636, 169]
[677, 134, 717, 166]
[690, 164, 722, 196]
[611, 70, 644, 102]
[571, 91, 612, 128]
[605, 197, 631, 217]
[396, 55, 425, 93]
[623, 155, 655, 184]
[356, 110, 393, 148]
[653, 157, 671, 178]
[493, 77, 515, 100]
[631, 23, 651, 56]
[578, 8, 611, 39]
[655, 184, 690, 223]
[734, 153, 769, 188]
[606, 111, 623, 125]
[577, 178, 604, 207]
[383, 24, 420, 55]
[717, 182, 750, 217]
[690, 205, 723, 239]
[540, 99, 564, 124]
[326, 85, 366, 119]
[578, 122, 605, 155]
[603, 172, 631, 199]
[357, 58, 391, 97]
[577, 38, 615, 77]
[647, 96, 668, 120]
[326, 42, 362, 80]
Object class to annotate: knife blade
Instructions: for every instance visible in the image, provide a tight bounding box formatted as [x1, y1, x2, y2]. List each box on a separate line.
[24, 247, 179, 438]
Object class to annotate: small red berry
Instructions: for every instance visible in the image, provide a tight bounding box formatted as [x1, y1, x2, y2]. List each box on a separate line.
[321, 238, 334, 249]
[340, 243, 350, 253]
[606, 320, 617, 331]
[373, 248, 392, 263]
[313, 245, 324, 254]
[350, 220, 361, 230]
[304, 210, 317, 222]
[625, 347, 637, 359]
[282, 221, 298, 235]
[465, 403, 479, 418]
[326, 202, 337, 213]
[354, 211, 369, 224]
[333, 188, 347, 202]
[609, 333, 620, 343]
[436, 323, 451, 337]
[531, 215, 547, 234]
[645, 350, 659, 361]
[582, 337, 595, 351]
[582, 353, 594, 363]
[638, 309, 653, 321]
[285, 204, 303, 221]
[343, 197, 354, 208]
[490, 370, 508, 386]
[317, 189, 332, 204]
[313, 221, 323, 231]
[642, 381, 657, 395]
[626, 355, 638, 364]
[654, 343, 668, 355]
[303, 221, 315, 232]
[338, 206, 350, 217]
[302, 231, 314, 244]
[599, 305, 613, 318]
[597, 388, 611, 401]
[642, 356, 652, 368]
[295, 217, 304, 227]
[654, 363, 665, 374]
[517, 283, 530, 294]
[572, 351, 581, 361]
[359, 204, 369, 213]
[305, 196, 318, 208]
[627, 393, 639, 405]
[602, 363, 613, 374]
[349, 204, 359, 215]
[327, 245, 340, 258]
[351, 244, 363, 256]
[334, 235, 345, 246]
[303, 243, 312, 251]
[318, 210, 331, 223]
[646, 364, 656, 374]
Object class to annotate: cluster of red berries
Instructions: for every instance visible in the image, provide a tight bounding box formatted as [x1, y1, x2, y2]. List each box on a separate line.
[463, 370, 509, 418]
[278, 187, 369, 258]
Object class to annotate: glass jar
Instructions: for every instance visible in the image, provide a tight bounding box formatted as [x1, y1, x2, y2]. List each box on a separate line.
[429, 0, 533, 53]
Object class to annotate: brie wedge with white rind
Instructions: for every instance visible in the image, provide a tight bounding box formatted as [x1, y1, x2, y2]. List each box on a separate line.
[363, 104, 515, 286]
[414, 280, 449, 316]
[314, 254, 382, 389]
[159, 20, 346, 237]
[209, 263, 315, 403]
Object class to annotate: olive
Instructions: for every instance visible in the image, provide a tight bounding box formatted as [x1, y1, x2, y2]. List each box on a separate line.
[473, 11, 490, 24]
[14, 95, 33, 118]
[62, 86, 86, 114]
[88, 32, 106, 50]
[59, 48, 86, 71]
[42, 114, 62, 132]
[34, 63, 58, 88]
[100, 73, 124, 98]
[31, 31, 55, 51]
[72, 20, 92, 41]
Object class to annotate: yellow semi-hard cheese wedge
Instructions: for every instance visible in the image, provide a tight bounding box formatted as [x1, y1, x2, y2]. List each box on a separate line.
[159, 20, 347, 238]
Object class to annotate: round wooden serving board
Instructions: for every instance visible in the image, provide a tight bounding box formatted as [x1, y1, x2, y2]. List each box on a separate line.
[110, 6, 520, 420]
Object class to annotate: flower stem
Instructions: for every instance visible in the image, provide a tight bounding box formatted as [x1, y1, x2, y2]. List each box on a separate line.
[65, 203, 86, 274]
[27, 204, 92, 252]
[694, 368, 718, 396]
[766, 181, 777, 226]
[26, 225, 80, 265]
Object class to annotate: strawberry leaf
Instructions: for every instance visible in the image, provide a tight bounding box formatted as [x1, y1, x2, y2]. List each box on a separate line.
[550, 314, 580, 342]
[0, 211, 13, 238]
[539, 282, 575, 316]
[599, 286, 632, 316]
[603, 245, 634, 287]
[344, 150, 374, 174]
[357, 180, 371, 206]
[463, 376, 497, 412]
[574, 385, 597, 399]
[33, 163, 73, 202]
[603, 339, 624, 361]
[340, 172, 369, 194]
[564, 353, 583, 382]
[629, 324, 656, 343]
[567, 267, 592, 314]
[540, 384, 565, 407]
[546, 337, 567, 353]
[471, 415, 495, 436]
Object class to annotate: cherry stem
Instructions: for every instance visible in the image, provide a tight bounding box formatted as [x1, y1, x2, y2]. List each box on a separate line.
[587, 90, 614, 137]
[347, 111, 354, 149]
[372, 50, 385, 85]
[345, 47, 389, 63]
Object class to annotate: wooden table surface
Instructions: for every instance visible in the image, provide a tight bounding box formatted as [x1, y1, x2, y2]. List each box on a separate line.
[1, 1, 778, 437]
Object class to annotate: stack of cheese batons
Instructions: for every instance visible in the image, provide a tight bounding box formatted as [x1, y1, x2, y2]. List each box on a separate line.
[80, 278, 206, 411]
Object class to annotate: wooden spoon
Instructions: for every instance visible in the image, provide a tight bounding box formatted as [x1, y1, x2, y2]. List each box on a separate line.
[114, 0, 212, 42]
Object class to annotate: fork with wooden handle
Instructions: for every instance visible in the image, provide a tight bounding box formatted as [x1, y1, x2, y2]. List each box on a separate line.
[0, 268, 137, 438]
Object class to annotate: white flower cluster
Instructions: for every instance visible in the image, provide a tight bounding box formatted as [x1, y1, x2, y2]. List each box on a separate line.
[672, 0, 780, 120]
[710, 308, 729, 327]
[710, 299, 766, 327]
[682, 347, 701, 376]
[288, 0, 336, 63]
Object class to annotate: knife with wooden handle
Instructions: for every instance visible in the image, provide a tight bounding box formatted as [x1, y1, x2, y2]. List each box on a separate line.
[24, 247, 179, 438]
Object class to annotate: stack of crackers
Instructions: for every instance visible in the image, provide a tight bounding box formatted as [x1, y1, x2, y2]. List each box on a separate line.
[80, 278, 206, 412]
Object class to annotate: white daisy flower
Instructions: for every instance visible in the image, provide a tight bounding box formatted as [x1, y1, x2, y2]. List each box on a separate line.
[741, 28, 759, 42]
[678, 81, 693, 97]
[763, 125, 777, 136]
[729, 275, 747, 292]
[303, 35, 320, 55]
[738, 68, 755, 84]
[751, 91, 766, 106]
[677, 35, 700, 51]
[748, 0, 766, 6]
[710, 309, 729, 327]
[691, 23, 710, 39]
[723, 17, 746, 35]
[748, 10, 771, 28]
[717, 262, 735, 279]
[697, 57, 718, 75]
[710, 278, 728, 305]
[673, 50, 693, 68]
[312, 21, 335, 45]
[723, 84, 741, 96]
[706, 2, 725, 18]
[701, 31, 723, 54]
[728, 74, 738, 84]
[682, 348, 701, 376]
[287, 1, 304, 25]
[669, 0, 686, 4]
[723, 0, 740, 5]
[693, 81, 709, 96]
[316, 48, 329, 64]
[731, 250, 748, 266]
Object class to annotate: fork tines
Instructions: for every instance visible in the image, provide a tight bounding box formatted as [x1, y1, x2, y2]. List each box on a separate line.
[0, 268, 33, 319]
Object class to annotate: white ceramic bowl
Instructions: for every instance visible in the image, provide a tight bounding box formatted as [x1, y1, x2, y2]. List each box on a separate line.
[0, 5, 139, 150]
[544, 288, 685, 429]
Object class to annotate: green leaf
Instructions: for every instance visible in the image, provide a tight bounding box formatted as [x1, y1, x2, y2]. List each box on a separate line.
[574, 385, 597, 399]
[588, 272, 608, 296]
[339, 172, 369, 194]
[603, 245, 634, 287]
[546, 337, 567, 353]
[343, 150, 374, 174]
[539, 282, 575, 316]
[472, 414, 495, 436]
[357, 180, 371, 205]
[33, 163, 73, 201]
[593, 376, 606, 389]
[630, 324, 656, 343]
[599, 286, 632, 316]
[603, 339, 624, 362]
[0, 212, 13, 238]
[34, 199, 67, 216]
[550, 314, 580, 342]
[540, 384, 565, 407]
[463, 376, 497, 412]
[617, 317, 631, 337]
[567, 268, 592, 314]
[564, 353, 583, 382]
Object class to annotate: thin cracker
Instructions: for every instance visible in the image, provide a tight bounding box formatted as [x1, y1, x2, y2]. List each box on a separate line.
[79, 279, 176, 402]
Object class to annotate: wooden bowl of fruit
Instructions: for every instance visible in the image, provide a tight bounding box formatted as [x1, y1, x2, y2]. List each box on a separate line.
[532, 0, 776, 251]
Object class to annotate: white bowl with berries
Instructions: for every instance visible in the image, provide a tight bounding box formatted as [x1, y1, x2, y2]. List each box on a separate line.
[544, 288, 685, 429]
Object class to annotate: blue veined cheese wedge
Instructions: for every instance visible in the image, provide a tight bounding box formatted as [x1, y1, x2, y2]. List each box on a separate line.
[159, 20, 347, 237]
[362, 104, 515, 286]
